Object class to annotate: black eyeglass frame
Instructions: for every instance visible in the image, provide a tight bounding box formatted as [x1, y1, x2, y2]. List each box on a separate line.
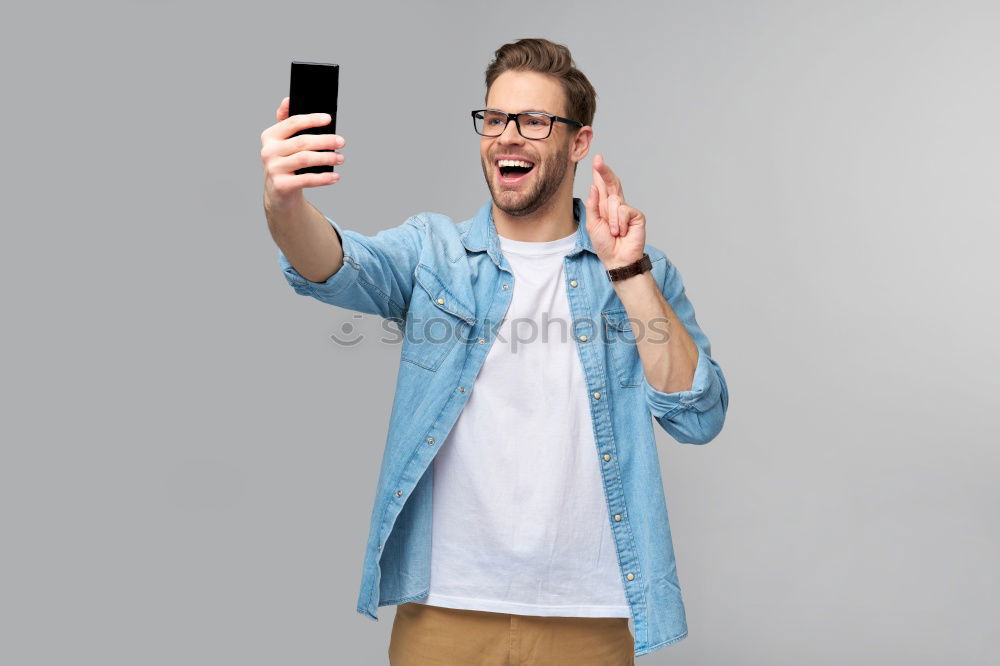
[471, 108, 584, 140]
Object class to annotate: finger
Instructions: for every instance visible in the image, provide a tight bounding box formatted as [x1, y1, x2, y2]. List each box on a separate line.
[608, 193, 622, 236]
[268, 132, 345, 159]
[619, 205, 644, 238]
[273, 170, 340, 191]
[617, 204, 633, 238]
[593, 161, 608, 222]
[585, 183, 600, 228]
[273, 150, 344, 174]
[261, 112, 332, 143]
[594, 153, 624, 201]
[276, 96, 289, 122]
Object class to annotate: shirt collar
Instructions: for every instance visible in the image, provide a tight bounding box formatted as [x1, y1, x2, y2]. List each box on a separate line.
[461, 197, 596, 267]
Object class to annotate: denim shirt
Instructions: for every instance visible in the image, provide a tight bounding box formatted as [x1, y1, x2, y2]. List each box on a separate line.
[277, 197, 729, 657]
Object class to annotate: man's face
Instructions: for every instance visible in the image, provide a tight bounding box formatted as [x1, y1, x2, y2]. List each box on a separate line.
[479, 71, 577, 218]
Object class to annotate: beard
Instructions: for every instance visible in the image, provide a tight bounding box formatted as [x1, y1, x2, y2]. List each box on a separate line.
[481, 138, 570, 218]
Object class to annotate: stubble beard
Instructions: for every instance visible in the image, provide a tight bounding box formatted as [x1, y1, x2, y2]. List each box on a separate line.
[481, 139, 570, 218]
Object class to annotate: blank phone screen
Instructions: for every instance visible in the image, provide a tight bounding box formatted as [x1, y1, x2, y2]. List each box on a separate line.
[289, 61, 339, 174]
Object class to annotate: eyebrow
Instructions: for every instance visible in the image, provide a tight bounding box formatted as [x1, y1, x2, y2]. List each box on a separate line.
[488, 107, 553, 115]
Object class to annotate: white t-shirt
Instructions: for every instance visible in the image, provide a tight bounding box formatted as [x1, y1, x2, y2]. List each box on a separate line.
[414, 226, 631, 618]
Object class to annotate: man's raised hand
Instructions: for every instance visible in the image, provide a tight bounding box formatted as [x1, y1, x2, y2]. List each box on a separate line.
[260, 96, 346, 208]
[584, 153, 647, 267]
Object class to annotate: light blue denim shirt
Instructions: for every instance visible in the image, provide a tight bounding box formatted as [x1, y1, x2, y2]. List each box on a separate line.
[277, 197, 729, 657]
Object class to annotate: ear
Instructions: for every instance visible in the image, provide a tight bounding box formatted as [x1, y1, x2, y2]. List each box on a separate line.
[570, 125, 593, 167]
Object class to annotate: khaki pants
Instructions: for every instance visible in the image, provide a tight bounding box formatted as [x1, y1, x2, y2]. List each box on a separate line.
[388, 601, 635, 665]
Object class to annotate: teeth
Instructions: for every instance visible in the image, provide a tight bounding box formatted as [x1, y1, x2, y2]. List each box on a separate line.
[497, 159, 534, 169]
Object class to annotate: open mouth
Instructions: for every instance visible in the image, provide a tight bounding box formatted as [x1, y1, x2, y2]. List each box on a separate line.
[496, 159, 535, 184]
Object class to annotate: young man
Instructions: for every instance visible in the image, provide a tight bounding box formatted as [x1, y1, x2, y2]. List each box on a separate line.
[260, 38, 729, 663]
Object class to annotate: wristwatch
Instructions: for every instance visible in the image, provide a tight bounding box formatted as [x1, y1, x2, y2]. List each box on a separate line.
[606, 253, 652, 282]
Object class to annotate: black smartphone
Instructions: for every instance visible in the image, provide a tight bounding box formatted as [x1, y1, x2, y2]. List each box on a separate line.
[288, 61, 339, 175]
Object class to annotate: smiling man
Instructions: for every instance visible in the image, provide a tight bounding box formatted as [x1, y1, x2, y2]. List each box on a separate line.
[261, 37, 729, 663]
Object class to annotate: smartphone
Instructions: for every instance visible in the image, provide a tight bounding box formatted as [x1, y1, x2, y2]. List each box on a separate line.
[288, 61, 339, 175]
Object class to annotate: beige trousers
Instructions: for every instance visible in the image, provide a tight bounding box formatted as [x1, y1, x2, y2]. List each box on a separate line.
[388, 601, 635, 665]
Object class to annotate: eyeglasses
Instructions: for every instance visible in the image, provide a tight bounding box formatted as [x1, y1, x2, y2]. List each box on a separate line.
[471, 109, 584, 140]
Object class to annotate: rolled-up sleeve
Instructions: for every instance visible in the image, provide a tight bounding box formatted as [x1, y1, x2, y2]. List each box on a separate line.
[645, 259, 729, 444]
[278, 213, 425, 320]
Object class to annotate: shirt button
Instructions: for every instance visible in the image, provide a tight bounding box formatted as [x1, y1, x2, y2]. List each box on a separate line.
[436, 297, 445, 305]
[502, 284, 509, 290]
[592, 392, 601, 399]
[570, 279, 578, 287]
[478, 337, 485, 344]
[458, 386, 466, 393]
[603, 453, 611, 462]
[427, 437, 435, 445]
[626, 573, 635, 581]
[578, 334, 588, 342]
[614, 514, 622, 522]
[396, 490, 403, 497]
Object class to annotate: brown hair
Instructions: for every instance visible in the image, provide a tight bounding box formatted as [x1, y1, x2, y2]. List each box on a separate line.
[484, 37, 597, 130]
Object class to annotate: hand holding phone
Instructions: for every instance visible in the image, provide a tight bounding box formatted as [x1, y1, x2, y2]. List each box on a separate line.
[260, 62, 344, 207]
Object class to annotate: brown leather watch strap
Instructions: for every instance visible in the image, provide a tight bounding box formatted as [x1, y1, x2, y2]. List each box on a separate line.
[606, 253, 652, 282]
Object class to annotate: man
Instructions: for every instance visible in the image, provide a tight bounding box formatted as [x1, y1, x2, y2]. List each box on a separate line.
[260, 38, 728, 663]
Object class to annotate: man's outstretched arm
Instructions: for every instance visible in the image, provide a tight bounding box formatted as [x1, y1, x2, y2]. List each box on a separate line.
[262, 97, 422, 319]
[266, 193, 344, 284]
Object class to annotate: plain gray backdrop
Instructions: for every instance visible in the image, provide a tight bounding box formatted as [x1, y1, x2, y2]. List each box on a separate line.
[3, 0, 998, 664]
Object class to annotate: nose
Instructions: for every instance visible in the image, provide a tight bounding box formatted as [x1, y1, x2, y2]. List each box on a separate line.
[496, 116, 525, 145]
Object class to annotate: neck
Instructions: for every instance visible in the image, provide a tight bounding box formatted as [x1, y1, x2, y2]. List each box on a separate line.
[492, 186, 577, 242]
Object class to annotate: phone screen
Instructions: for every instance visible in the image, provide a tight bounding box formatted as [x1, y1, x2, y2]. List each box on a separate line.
[289, 61, 339, 174]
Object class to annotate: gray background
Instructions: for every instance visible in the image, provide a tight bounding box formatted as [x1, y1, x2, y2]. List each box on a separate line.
[2, 0, 998, 664]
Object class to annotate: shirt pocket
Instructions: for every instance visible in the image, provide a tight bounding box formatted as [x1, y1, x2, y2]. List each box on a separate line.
[401, 264, 477, 371]
[602, 307, 643, 388]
